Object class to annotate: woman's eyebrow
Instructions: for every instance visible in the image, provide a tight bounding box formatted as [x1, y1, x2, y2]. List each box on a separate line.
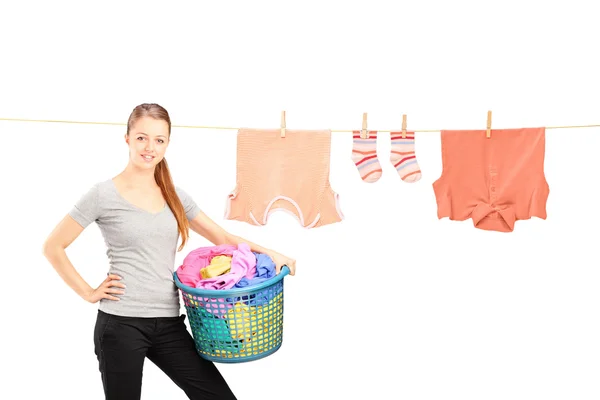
[135, 132, 167, 138]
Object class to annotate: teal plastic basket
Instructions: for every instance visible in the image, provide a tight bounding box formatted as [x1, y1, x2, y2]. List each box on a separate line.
[173, 266, 289, 363]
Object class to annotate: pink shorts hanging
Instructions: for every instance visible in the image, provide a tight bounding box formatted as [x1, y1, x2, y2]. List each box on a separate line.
[224, 128, 344, 228]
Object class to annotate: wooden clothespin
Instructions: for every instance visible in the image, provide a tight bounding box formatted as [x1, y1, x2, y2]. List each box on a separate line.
[280, 111, 286, 138]
[361, 112, 368, 139]
[402, 114, 407, 139]
[486, 110, 492, 138]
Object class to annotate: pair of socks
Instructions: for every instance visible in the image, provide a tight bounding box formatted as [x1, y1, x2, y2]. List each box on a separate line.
[351, 130, 422, 183]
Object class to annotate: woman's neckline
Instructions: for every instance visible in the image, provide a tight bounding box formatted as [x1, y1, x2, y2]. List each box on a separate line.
[109, 178, 167, 215]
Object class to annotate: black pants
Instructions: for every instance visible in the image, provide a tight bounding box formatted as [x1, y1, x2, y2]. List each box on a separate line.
[93, 310, 237, 400]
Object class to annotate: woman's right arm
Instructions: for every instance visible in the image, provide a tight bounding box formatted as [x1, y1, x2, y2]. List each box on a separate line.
[42, 215, 124, 303]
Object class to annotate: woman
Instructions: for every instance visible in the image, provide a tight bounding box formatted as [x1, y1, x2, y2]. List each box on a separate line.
[42, 103, 296, 400]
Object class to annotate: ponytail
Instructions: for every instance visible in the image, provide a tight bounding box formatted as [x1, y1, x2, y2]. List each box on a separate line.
[155, 157, 189, 251]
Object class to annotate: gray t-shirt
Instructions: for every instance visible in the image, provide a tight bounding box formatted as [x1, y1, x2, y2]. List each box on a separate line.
[68, 179, 201, 317]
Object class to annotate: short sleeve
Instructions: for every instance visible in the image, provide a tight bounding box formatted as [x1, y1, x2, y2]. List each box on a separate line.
[68, 183, 102, 228]
[176, 187, 202, 221]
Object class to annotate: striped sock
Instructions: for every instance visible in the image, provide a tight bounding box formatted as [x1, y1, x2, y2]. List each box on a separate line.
[351, 130, 382, 183]
[390, 131, 422, 183]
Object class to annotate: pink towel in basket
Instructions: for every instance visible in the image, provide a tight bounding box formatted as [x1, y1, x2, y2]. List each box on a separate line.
[176, 243, 256, 290]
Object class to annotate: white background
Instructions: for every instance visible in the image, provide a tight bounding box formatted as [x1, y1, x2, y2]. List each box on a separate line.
[1, 1, 599, 399]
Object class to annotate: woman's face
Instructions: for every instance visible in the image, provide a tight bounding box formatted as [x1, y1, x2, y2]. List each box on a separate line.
[126, 116, 170, 170]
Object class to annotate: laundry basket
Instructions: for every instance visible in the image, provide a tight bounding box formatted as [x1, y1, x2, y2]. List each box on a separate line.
[173, 266, 290, 363]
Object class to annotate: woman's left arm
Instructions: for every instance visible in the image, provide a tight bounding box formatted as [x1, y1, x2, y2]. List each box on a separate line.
[188, 211, 296, 276]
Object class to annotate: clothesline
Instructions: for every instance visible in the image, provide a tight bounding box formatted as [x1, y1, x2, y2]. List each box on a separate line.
[1, 117, 600, 132]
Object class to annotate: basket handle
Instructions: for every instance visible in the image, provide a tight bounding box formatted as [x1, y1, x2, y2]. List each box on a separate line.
[278, 265, 291, 277]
